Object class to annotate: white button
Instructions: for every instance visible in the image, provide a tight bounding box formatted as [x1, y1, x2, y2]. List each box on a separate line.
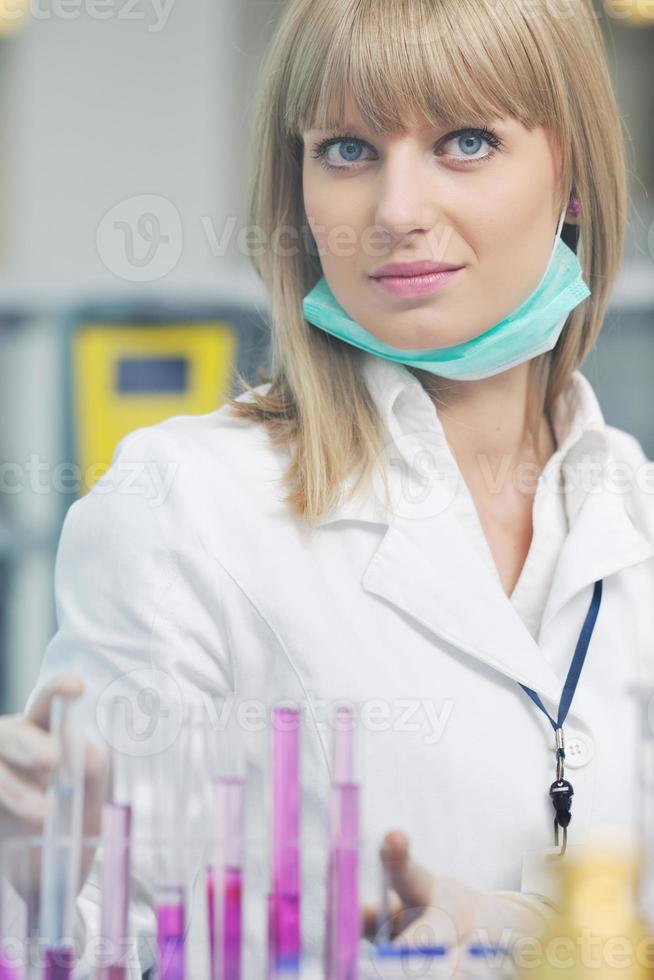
[552, 732, 594, 768]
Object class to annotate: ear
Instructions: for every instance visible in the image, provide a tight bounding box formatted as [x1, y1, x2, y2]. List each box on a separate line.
[564, 191, 580, 226]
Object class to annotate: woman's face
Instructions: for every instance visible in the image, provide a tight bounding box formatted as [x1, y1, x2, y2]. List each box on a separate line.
[301, 98, 564, 350]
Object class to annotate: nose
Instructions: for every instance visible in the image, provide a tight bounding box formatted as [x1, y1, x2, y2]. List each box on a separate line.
[372, 143, 446, 240]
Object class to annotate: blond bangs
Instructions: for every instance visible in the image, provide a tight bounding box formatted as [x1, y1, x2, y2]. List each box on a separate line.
[284, 0, 569, 143]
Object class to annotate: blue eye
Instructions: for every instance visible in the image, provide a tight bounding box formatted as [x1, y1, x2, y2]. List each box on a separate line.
[311, 127, 502, 172]
[453, 133, 485, 156]
[311, 133, 371, 170]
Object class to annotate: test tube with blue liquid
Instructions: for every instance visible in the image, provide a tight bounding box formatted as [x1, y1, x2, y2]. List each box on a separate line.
[39, 695, 85, 980]
[267, 707, 301, 979]
[324, 706, 360, 980]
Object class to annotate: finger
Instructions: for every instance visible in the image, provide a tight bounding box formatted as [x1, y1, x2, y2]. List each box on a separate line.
[0, 760, 48, 824]
[0, 716, 58, 773]
[25, 675, 84, 730]
[361, 893, 404, 941]
[380, 830, 438, 910]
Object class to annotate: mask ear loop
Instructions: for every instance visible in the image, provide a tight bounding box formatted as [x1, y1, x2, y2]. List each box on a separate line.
[540, 203, 569, 281]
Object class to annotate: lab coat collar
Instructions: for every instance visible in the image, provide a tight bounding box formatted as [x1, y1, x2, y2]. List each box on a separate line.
[314, 352, 611, 528]
[315, 353, 654, 721]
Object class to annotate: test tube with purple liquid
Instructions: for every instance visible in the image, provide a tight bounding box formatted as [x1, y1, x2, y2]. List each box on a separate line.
[152, 715, 190, 980]
[98, 706, 133, 980]
[267, 707, 301, 979]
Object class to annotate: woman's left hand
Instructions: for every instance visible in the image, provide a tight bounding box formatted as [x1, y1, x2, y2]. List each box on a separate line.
[361, 829, 557, 952]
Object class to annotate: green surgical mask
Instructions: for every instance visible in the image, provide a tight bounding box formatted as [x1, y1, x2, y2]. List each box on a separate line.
[302, 206, 590, 381]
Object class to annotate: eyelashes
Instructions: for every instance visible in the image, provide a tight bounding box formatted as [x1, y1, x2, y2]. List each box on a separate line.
[310, 126, 503, 172]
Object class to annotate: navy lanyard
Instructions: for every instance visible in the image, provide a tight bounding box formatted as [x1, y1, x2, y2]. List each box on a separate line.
[518, 578, 603, 853]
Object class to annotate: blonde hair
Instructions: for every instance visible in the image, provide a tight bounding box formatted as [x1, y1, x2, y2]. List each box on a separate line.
[227, 0, 627, 526]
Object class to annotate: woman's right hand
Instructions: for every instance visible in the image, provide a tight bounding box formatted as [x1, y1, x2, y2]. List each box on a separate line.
[0, 674, 107, 891]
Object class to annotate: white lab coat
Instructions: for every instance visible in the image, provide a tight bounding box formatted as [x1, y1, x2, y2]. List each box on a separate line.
[23, 351, 654, 977]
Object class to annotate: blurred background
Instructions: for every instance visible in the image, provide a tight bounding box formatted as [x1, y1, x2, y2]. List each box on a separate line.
[0, 0, 652, 712]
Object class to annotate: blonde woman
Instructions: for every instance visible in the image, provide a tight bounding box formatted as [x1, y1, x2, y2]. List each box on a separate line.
[2, 0, 654, 975]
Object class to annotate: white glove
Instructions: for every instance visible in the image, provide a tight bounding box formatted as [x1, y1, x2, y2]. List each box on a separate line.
[362, 830, 559, 958]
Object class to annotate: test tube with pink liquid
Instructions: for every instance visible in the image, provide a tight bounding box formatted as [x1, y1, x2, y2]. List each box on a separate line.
[324, 707, 360, 980]
[209, 777, 244, 980]
[152, 713, 191, 980]
[267, 707, 301, 980]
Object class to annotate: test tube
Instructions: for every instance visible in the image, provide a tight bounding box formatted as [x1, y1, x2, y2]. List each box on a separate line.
[151, 714, 189, 980]
[210, 777, 245, 980]
[98, 710, 133, 980]
[267, 707, 301, 979]
[0, 956, 18, 980]
[324, 707, 359, 980]
[0, 943, 18, 980]
[0, 839, 21, 980]
[39, 695, 85, 980]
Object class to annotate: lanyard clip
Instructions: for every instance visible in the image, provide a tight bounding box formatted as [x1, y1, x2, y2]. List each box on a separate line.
[555, 727, 566, 782]
[550, 727, 573, 857]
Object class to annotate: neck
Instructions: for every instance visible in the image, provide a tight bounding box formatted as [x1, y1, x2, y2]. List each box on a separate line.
[411, 362, 555, 496]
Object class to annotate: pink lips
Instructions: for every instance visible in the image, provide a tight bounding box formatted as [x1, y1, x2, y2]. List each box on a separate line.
[370, 259, 465, 298]
[371, 267, 464, 297]
[371, 259, 462, 278]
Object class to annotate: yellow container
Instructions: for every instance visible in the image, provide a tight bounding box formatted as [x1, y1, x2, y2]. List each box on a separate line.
[72, 321, 237, 493]
[519, 833, 653, 980]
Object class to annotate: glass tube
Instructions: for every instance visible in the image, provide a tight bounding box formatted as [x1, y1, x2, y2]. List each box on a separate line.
[151, 710, 191, 980]
[267, 707, 301, 979]
[210, 777, 244, 980]
[325, 706, 359, 980]
[38, 696, 85, 980]
[98, 706, 133, 980]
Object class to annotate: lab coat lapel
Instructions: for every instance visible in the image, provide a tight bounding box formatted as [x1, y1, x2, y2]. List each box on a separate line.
[540, 478, 654, 635]
[362, 506, 568, 717]
[361, 468, 654, 730]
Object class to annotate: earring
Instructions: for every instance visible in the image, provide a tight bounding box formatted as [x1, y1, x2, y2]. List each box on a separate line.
[568, 194, 581, 218]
